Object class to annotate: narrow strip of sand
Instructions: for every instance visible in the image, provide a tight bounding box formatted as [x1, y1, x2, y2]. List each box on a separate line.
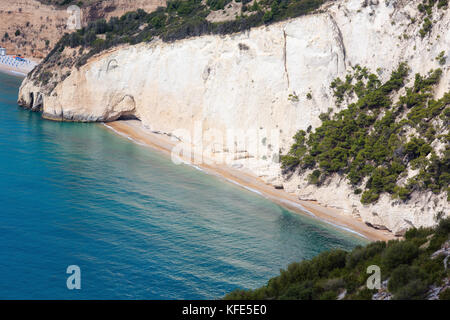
[0, 56, 38, 77]
[0, 64, 27, 77]
[103, 120, 396, 242]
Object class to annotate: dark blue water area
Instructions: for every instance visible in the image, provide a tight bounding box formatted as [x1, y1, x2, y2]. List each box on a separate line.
[0, 72, 367, 299]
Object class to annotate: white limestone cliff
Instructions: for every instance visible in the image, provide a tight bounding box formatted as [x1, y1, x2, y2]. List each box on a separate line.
[18, 0, 450, 235]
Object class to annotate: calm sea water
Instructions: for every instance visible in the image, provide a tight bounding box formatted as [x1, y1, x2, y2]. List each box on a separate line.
[0, 72, 366, 299]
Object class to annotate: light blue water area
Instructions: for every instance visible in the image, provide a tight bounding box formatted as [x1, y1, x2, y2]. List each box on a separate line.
[0, 72, 367, 299]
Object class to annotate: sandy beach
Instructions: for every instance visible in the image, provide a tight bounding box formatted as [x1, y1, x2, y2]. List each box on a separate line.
[0, 63, 27, 77]
[0, 56, 38, 77]
[103, 120, 396, 242]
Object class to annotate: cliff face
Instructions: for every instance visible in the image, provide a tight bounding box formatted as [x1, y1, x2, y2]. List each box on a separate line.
[18, 0, 450, 235]
[0, 0, 164, 59]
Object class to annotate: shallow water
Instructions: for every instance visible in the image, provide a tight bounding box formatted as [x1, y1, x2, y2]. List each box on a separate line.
[0, 72, 366, 299]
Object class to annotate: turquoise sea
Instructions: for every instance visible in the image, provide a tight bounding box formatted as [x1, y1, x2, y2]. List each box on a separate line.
[0, 72, 366, 299]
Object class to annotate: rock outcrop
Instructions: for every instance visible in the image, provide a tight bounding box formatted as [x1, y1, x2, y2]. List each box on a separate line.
[18, 0, 450, 235]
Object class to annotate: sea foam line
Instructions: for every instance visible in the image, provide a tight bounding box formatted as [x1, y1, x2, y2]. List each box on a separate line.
[321, 220, 368, 239]
[9, 70, 26, 77]
[186, 163, 207, 174]
[224, 178, 264, 196]
[278, 198, 316, 217]
[175, 157, 209, 174]
[102, 123, 146, 146]
[0, 69, 26, 77]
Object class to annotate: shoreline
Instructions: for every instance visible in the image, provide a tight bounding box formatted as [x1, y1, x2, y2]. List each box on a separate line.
[0, 57, 38, 78]
[102, 120, 396, 242]
[0, 66, 27, 77]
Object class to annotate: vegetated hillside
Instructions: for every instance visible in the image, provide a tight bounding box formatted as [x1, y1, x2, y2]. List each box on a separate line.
[27, 0, 328, 92]
[0, 0, 164, 59]
[28, 0, 450, 94]
[225, 218, 450, 300]
[282, 63, 449, 207]
[55, 0, 328, 49]
[0, 0, 70, 59]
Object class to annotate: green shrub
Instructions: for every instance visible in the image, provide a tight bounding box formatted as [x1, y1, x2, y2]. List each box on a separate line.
[150, 15, 166, 29]
[383, 241, 419, 270]
[404, 227, 434, 240]
[394, 279, 428, 300]
[419, 18, 432, 37]
[262, 10, 274, 23]
[351, 288, 375, 300]
[435, 217, 450, 236]
[279, 281, 315, 300]
[346, 241, 386, 269]
[319, 290, 337, 300]
[388, 265, 425, 292]
[207, 0, 231, 11]
[361, 190, 379, 204]
[436, 51, 446, 65]
[440, 288, 450, 300]
[308, 169, 321, 185]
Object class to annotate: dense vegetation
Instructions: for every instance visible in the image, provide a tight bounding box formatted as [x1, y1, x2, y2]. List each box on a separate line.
[417, 0, 448, 38]
[224, 218, 450, 300]
[41, 0, 327, 68]
[281, 63, 449, 205]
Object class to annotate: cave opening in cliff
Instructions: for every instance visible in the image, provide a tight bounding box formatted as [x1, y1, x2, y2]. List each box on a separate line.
[29, 93, 34, 108]
[29, 92, 43, 111]
[117, 113, 140, 121]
